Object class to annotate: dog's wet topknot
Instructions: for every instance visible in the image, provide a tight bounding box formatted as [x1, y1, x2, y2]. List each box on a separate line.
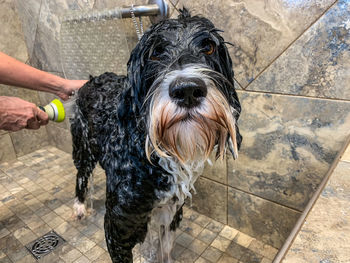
[178, 7, 191, 20]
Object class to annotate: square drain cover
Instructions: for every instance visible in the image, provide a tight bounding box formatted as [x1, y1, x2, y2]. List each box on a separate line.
[26, 230, 65, 260]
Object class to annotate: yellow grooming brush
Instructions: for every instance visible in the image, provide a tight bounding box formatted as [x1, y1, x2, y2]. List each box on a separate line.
[39, 99, 65, 123]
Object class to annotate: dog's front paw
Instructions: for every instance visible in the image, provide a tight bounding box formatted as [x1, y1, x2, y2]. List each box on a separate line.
[72, 198, 87, 220]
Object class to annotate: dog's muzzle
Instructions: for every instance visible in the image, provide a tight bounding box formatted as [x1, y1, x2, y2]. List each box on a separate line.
[169, 77, 207, 108]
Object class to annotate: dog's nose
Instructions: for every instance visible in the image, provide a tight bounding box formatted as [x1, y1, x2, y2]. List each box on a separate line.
[169, 78, 207, 108]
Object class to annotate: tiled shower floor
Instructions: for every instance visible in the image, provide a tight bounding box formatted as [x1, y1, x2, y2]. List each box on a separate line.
[0, 147, 278, 263]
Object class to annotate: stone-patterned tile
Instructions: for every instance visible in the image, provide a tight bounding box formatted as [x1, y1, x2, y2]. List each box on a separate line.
[219, 225, 238, 241]
[187, 238, 208, 255]
[201, 246, 223, 263]
[58, 245, 83, 263]
[341, 143, 350, 162]
[171, 243, 186, 260]
[206, 220, 225, 234]
[228, 187, 300, 249]
[194, 214, 212, 228]
[174, 0, 335, 87]
[7, 246, 31, 263]
[179, 218, 204, 237]
[16, 254, 37, 263]
[233, 232, 254, 248]
[176, 248, 199, 263]
[10, 128, 50, 157]
[84, 245, 105, 261]
[212, 235, 231, 252]
[0, 0, 28, 61]
[0, 134, 17, 163]
[14, 0, 41, 59]
[74, 255, 91, 263]
[260, 258, 272, 263]
[202, 153, 227, 184]
[247, 0, 350, 100]
[225, 241, 253, 262]
[183, 205, 201, 221]
[46, 125, 73, 154]
[191, 177, 227, 224]
[194, 257, 212, 263]
[217, 254, 239, 263]
[229, 91, 350, 211]
[92, 252, 112, 263]
[176, 231, 195, 247]
[283, 161, 350, 263]
[197, 228, 218, 245]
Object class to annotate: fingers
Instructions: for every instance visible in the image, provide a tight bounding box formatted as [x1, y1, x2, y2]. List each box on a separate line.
[26, 108, 49, 130]
[36, 107, 49, 125]
[0, 96, 49, 132]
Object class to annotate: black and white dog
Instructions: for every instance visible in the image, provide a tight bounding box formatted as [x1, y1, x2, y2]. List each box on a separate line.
[70, 9, 242, 263]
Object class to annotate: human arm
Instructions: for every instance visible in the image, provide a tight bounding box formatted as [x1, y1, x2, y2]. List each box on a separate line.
[0, 96, 49, 131]
[0, 52, 87, 100]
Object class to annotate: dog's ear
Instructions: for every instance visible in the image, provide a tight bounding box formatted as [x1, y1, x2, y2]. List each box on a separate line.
[217, 40, 241, 117]
[178, 7, 191, 19]
[127, 37, 152, 112]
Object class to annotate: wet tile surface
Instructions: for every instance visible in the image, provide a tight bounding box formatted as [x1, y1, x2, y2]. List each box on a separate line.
[283, 159, 350, 263]
[191, 177, 227, 224]
[227, 188, 300, 249]
[0, 147, 277, 263]
[229, 91, 350, 211]
[247, 0, 350, 100]
[173, 0, 336, 88]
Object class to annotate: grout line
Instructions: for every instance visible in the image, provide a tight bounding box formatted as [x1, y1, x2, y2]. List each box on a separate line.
[237, 89, 350, 103]
[201, 174, 302, 213]
[244, 0, 339, 91]
[273, 132, 350, 263]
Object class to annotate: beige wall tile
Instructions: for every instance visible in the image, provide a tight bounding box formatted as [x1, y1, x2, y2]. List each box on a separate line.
[228, 187, 300, 248]
[192, 177, 227, 224]
[0, 133, 17, 163]
[10, 127, 50, 157]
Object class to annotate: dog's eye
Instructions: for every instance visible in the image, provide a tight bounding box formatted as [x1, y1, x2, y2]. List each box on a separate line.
[150, 46, 163, 61]
[202, 40, 215, 55]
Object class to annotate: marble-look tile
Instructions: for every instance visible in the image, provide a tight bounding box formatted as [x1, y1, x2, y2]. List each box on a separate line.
[283, 161, 350, 263]
[0, 134, 17, 163]
[46, 125, 73, 154]
[228, 187, 300, 249]
[0, 85, 41, 106]
[14, 0, 41, 59]
[341, 142, 350, 162]
[10, 127, 50, 157]
[228, 91, 350, 211]
[202, 153, 227, 184]
[0, 0, 28, 62]
[191, 177, 227, 224]
[173, 0, 335, 87]
[247, 0, 350, 100]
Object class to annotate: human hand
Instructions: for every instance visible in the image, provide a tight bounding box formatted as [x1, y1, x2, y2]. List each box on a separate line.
[56, 79, 88, 101]
[0, 96, 49, 131]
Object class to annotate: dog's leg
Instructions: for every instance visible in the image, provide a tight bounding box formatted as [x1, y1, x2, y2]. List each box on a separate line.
[104, 210, 148, 263]
[71, 112, 97, 220]
[159, 205, 183, 263]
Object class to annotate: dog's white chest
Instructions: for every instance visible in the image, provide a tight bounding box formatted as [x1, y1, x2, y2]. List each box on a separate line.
[139, 157, 205, 262]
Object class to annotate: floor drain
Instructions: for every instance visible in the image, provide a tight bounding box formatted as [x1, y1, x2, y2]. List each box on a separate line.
[25, 230, 65, 260]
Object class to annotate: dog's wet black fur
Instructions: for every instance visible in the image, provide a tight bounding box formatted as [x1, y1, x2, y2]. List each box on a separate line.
[70, 9, 242, 263]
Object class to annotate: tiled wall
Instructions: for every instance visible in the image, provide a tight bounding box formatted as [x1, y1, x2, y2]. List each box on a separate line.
[10, 0, 350, 252]
[174, 0, 350, 249]
[0, 0, 50, 163]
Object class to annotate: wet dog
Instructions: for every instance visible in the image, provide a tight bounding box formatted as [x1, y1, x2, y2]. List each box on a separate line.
[70, 9, 242, 263]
